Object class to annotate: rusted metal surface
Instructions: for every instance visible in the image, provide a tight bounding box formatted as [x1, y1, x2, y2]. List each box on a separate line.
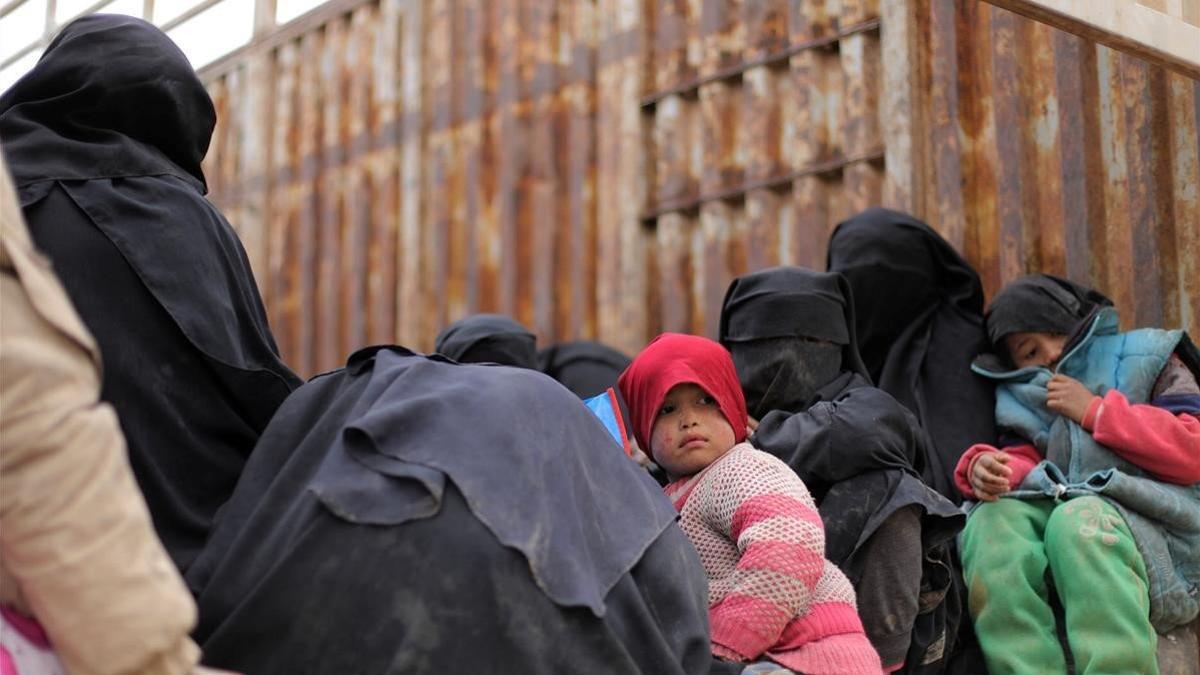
[909, 0, 1199, 341]
[200, 0, 1198, 376]
[981, 0, 1200, 78]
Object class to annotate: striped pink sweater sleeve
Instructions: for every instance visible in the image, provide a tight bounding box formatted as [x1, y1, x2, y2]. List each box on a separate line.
[688, 446, 840, 658]
[667, 441, 873, 667]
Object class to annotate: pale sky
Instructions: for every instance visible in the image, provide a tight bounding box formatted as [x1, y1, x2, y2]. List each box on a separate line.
[0, 0, 327, 93]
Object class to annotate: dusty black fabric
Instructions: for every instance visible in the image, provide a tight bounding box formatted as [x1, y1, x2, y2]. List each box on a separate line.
[434, 313, 538, 369]
[720, 266, 870, 381]
[828, 207, 996, 504]
[539, 339, 634, 442]
[719, 265, 968, 674]
[0, 15, 300, 574]
[728, 338, 843, 421]
[983, 273, 1113, 349]
[0, 15, 213, 191]
[538, 340, 632, 399]
[186, 347, 717, 674]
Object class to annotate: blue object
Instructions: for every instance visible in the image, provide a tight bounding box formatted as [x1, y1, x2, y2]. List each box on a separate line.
[584, 388, 631, 455]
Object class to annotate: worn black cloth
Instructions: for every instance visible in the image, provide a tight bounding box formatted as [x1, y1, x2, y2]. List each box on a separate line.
[434, 313, 538, 369]
[752, 374, 968, 674]
[538, 340, 632, 399]
[720, 265, 968, 674]
[720, 266, 870, 376]
[0, 15, 301, 574]
[827, 207, 996, 504]
[186, 346, 717, 674]
[728, 338, 843, 421]
[983, 273, 1113, 349]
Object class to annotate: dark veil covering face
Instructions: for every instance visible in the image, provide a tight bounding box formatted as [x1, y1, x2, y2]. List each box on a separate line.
[0, 15, 302, 572]
[719, 265, 869, 419]
[827, 207, 996, 504]
[434, 313, 538, 369]
[185, 347, 717, 675]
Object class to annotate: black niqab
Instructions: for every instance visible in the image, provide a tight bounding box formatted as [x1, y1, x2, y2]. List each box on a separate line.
[186, 347, 716, 674]
[720, 267, 869, 374]
[828, 207, 996, 503]
[0, 15, 301, 573]
[434, 313, 538, 369]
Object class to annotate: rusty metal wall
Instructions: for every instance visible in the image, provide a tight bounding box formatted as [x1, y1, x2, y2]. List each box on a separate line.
[907, 0, 1199, 338]
[200, 0, 1198, 376]
[637, 0, 889, 343]
[202, 0, 609, 376]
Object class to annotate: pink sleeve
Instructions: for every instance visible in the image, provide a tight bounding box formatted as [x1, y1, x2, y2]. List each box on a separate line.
[1088, 389, 1200, 484]
[954, 443, 1041, 499]
[707, 452, 826, 661]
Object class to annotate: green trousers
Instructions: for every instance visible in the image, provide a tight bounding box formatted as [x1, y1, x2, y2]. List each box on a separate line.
[960, 496, 1157, 675]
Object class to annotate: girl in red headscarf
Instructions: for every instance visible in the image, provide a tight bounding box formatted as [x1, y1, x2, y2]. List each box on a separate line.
[619, 334, 881, 674]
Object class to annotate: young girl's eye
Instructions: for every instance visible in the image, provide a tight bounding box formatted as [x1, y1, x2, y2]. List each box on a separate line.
[697, 395, 715, 406]
[657, 403, 675, 417]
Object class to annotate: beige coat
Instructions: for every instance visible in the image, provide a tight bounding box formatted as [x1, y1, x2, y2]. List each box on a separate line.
[0, 150, 199, 675]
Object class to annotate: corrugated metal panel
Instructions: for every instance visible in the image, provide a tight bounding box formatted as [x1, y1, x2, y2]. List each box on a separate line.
[908, 0, 1199, 341]
[202, 0, 608, 374]
[201, 0, 1197, 377]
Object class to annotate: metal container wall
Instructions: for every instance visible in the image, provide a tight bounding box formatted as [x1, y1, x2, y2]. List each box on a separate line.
[908, 0, 1199, 338]
[200, 0, 1199, 376]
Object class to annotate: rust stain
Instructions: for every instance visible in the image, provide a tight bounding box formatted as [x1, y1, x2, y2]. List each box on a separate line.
[197, 0, 1200, 375]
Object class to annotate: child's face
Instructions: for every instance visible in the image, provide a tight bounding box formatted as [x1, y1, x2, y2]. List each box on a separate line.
[1004, 331, 1068, 369]
[650, 382, 737, 479]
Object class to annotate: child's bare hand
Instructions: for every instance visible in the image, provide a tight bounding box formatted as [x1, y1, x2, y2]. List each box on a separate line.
[746, 415, 759, 435]
[970, 451, 1013, 501]
[1046, 374, 1096, 424]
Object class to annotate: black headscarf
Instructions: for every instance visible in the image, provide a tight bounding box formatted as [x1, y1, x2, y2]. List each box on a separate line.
[434, 313, 538, 369]
[185, 347, 717, 674]
[983, 273, 1113, 349]
[538, 340, 632, 399]
[827, 207, 996, 503]
[719, 266, 870, 419]
[0, 15, 301, 573]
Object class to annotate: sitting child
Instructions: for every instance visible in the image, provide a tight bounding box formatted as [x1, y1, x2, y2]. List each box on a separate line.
[955, 274, 1200, 674]
[618, 333, 882, 674]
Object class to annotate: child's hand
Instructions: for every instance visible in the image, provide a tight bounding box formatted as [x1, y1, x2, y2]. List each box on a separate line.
[746, 415, 759, 435]
[1046, 374, 1097, 424]
[970, 451, 1013, 501]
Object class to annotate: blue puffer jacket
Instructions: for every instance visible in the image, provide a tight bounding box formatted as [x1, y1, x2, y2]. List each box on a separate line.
[972, 307, 1200, 632]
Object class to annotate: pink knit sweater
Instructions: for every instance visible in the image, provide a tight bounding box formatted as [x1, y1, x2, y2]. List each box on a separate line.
[665, 443, 881, 674]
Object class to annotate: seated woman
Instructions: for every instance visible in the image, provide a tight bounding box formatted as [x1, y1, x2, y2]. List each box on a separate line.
[827, 207, 996, 504]
[184, 347, 718, 674]
[434, 313, 539, 368]
[719, 266, 965, 673]
[0, 15, 301, 575]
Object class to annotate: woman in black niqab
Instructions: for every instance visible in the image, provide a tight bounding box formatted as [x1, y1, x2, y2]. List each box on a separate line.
[434, 313, 539, 369]
[0, 15, 302, 574]
[827, 207, 996, 504]
[185, 347, 718, 674]
[720, 266, 968, 674]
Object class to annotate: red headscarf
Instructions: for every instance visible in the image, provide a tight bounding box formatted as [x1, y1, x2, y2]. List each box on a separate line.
[617, 333, 749, 454]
